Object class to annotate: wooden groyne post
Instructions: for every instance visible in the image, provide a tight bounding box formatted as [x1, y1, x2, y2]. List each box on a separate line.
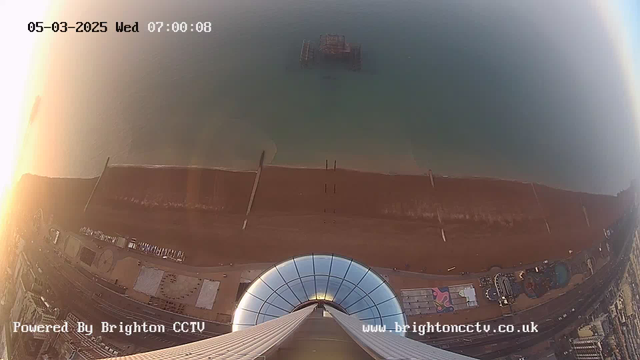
[243, 151, 265, 230]
[582, 204, 591, 227]
[84, 157, 110, 213]
[530, 182, 551, 234]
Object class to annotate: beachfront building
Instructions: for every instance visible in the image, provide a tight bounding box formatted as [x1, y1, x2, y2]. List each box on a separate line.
[494, 273, 515, 306]
[107, 255, 475, 359]
[571, 336, 605, 360]
[10, 292, 56, 359]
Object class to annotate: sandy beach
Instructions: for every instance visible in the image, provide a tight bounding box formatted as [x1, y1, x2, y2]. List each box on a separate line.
[12, 165, 635, 273]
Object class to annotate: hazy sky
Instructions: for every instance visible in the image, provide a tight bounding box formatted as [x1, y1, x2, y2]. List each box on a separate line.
[614, 0, 640, 124]
[618, 0, 639, 70]
[620, 0, 640, 97]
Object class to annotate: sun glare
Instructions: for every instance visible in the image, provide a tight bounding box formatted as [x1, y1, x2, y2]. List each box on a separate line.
[593, 0, 640, 144]
[0, 0, 51, 220]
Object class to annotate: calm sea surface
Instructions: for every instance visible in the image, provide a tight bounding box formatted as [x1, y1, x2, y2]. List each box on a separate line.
[21, 0, 639, 194]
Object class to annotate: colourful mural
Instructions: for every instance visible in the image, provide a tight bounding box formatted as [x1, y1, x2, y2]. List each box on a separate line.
[523, 262, 571, 299]
[553, 262, 570, 288]
[523, 273, 545, 299]
[432, 287, 455, 313]
[401, 285, 477, 315]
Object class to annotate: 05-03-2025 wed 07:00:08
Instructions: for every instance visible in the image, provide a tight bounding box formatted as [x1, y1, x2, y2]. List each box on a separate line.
[27, 21, 213, 33]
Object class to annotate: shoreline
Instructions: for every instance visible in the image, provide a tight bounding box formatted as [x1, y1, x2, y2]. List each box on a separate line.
[22, 162, 630, 196]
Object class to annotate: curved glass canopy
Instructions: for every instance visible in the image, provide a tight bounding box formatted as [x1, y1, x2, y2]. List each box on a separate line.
[233, 254, 406, 335]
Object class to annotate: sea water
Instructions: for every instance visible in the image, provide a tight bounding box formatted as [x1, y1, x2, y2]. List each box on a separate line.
[20, 0, 639, 194]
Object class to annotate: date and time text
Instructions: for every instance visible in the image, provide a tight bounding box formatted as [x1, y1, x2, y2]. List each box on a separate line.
[28, 21, 212, 33]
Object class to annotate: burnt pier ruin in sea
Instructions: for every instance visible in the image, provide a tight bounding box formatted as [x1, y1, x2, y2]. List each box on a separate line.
[300, 34, 362, 71]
